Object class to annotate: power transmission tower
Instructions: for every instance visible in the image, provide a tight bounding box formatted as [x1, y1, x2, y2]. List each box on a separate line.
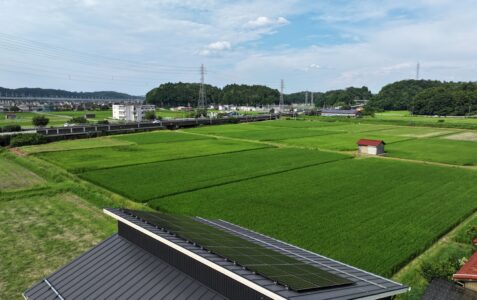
[198, 64, 206, 109]
[279, 79, 284, 111]
[416, 62, 420, 80]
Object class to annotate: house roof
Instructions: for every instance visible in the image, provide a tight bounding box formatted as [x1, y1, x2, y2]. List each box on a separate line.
[23, 234, 225, 300]
[24, 208, 409, 300]
[453, 252, 477, 281]
[422, 278, 477, 300]
[357, 139, 385, 147]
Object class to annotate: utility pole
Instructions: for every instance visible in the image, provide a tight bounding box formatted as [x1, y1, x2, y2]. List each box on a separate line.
[416, 62, 420, 80]
[279, 79, 284, 112]
[305, 91, 308, 106]
[198, 64, 206, 110]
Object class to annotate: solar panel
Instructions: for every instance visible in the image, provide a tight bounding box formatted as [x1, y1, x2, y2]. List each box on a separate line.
[123, 209, 353, 292]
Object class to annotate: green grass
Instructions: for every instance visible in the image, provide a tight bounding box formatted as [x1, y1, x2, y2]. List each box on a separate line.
[281, 133, 411, 151]
[35, 138, 267, 172]
[387, 138, 477, 166]
[150, 158, 477, 277]
[258, 119, 346, 128]
[0, 157, 45, 190]
[188, 123, 341, 141]
[0, 192, 115, 300]
[20, 136, 134, 154]
[46, 110, 112, 120]
[372, 126, 459, 138]
[112, 130, 213, 145]
[0, 110, 112, 128]
[80, 148, 349, 202]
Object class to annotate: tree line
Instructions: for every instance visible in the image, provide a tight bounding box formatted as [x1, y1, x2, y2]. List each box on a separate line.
[145, 82, 372, 107]
[0, 87, 138, 99]
[367, 80, 477, 116]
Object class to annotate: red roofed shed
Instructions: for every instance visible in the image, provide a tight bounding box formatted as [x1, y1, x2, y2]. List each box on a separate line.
[357, 139, 385, 155]
[453, 252, 477, 292]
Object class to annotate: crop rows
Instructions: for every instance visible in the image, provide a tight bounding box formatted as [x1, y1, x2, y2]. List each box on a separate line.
[149, 158, 477, 276]
[80, 148, 349, 202]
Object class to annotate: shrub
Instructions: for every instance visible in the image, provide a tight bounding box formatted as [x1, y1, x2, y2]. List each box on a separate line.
[144, 110, 157, 121]
[68, 116, 88, 124]
[32, 115, 50, 127]
[1, 125, 22, 132]
[0, 135, 11, 147]
[420, 255, 462, 282]
[96, 120, 109, 125]
[9, 133, 47, 147]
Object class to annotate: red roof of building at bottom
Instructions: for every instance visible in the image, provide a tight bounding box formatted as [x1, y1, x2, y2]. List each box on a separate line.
[453, 252, 477, 281]
[357, 139, 385, 147]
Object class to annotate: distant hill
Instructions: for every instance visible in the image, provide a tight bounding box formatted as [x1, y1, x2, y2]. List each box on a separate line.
[0, 87, 142, 99]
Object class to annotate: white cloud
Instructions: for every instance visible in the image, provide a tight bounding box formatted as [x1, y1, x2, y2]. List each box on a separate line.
[245, 16, 289, 28]
[200, 41, 232, 56]
[0, 0, 477, 94]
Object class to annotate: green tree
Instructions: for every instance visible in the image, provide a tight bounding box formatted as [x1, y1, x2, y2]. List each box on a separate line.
[32, 115, 49, 127]
[68, 116, 88, 124]
[144, 110, 157, 121]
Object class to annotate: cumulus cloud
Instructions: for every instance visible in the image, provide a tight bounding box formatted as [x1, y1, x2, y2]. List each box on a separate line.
[245, 16, 289, 28]
[200, 41, 232, 56]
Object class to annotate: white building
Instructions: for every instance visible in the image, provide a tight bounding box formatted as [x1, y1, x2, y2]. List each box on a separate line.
[112, 104, 155, 122]
[357, 139, 385, 155]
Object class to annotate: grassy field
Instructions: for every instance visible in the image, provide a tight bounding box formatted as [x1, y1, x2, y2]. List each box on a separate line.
[21, 136, 134, 154]
[0, 192, 115, 300]
[80, 148, 349, 202]
[112, 130, 213, 145]
[35, 138, 267, 172]
[387, 138, 477, 166]
[280, 133, 411, 151]
[0, 158, 45, 190]
[150, 158, 477, 277]
[0, 110, 112, 128]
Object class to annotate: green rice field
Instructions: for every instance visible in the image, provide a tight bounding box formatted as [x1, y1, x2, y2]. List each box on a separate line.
[8, 114, 477, 299]
[80, 148, 349, 202]
[149, 158, 477, 276]
[35, 138, 268, 172]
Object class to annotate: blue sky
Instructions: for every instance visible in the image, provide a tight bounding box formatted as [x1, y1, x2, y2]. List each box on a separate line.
[0, 0, 476, 95]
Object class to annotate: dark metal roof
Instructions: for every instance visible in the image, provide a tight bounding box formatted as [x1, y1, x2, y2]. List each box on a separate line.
[24, 208, 409, 299]
[422, 278, 477, 300]
[23, 234, 227, 300]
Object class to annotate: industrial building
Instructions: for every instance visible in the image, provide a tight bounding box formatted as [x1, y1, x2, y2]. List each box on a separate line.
[24, 208, 409, 300]
[112, 104, 155, 122]
[321, 109, 361, 117]
[357, 139, 386, 155]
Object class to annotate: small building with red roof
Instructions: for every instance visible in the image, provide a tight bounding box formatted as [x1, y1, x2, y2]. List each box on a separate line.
[453, 252, 477, 292]
[357, 139, 385, 155]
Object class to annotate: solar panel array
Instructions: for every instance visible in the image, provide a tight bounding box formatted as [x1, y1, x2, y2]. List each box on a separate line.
[124, 209, 353, 292]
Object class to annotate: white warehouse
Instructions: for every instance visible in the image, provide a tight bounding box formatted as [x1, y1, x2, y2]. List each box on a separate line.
[112, 104, 155, 122]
